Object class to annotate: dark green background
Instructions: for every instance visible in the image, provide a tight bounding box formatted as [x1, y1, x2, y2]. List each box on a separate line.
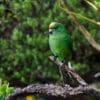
[0, 0, 100, 87]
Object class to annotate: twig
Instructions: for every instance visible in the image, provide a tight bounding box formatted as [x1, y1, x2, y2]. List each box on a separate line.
[84, 0, 98, 11]
[59, 0, 100, 52]
[6, 84, 100, 100]
[69, 11, 100, 26]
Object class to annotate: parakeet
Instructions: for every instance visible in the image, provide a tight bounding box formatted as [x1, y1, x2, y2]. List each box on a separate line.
[49, 22, 75, 85]
[49, 22, 73, 63]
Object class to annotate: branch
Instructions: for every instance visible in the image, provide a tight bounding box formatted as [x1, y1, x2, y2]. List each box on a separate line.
[69, 11, 100, 26]
[6, 56, 100, 99]
[84, 0, 98, 11]
[59, 0, 100, 52]
[6, 84, 100, 100]
[49, 56, 87, 86]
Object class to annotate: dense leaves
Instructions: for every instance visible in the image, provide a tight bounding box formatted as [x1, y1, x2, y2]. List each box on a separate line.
[0, 0, 100, 86]
[0, 80, 14, 100]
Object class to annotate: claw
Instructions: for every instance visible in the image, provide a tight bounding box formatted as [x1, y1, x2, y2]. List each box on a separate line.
[53, 55, 57, 61]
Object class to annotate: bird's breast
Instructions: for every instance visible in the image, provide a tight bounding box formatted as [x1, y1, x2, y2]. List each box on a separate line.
[49, 36, 69, 54]
[49, 34, 72, 61]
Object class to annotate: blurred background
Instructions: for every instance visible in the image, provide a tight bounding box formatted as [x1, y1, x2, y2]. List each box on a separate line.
[0, 0, 100, 100]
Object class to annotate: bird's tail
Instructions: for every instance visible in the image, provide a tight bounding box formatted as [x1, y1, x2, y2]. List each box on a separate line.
[68, 61, 72, 69]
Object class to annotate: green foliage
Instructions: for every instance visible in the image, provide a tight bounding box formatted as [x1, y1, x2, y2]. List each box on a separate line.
[0, 0, 99, 86]
[73, 63, 90, 75]
[0, 79, 14, 100]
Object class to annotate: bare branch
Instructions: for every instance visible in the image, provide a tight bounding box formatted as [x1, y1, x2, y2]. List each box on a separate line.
[84, 0, 98, 11]
[59, 0, 100, 52]
[5, 56, 100, 100]
[6, 84, 100, 100]
[69, 11, 100, 26]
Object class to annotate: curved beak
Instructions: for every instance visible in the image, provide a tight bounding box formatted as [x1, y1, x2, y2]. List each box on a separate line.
[49, 29, 53, 34]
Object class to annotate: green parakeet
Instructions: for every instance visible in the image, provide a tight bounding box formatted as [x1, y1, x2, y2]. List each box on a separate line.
[49, 22, 73, 63]
[49, 22, 75, 85]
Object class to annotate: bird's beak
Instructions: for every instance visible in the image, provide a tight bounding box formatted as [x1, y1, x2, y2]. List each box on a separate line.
[49, 29, 53, 34]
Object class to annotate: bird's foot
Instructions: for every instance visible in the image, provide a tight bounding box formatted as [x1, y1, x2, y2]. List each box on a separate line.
[60, 60, 66, 66]
[59, 61, 64, 66]
[52, 55, 57, 61]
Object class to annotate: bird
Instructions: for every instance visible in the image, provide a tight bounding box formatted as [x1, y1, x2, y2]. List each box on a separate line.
[49, 22, 73, 64]
[48, 22, 75, 85]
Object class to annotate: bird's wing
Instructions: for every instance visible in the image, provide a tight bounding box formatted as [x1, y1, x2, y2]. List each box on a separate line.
[64, 34, 73, 52]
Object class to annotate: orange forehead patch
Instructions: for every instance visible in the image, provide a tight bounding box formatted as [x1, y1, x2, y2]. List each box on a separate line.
[49, 24, 55, 29]
[49, 26, 54, 29]
[49, 22, 57, 29]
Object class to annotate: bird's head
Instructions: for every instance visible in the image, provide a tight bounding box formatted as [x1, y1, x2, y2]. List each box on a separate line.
[49, 22, 65, 34]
